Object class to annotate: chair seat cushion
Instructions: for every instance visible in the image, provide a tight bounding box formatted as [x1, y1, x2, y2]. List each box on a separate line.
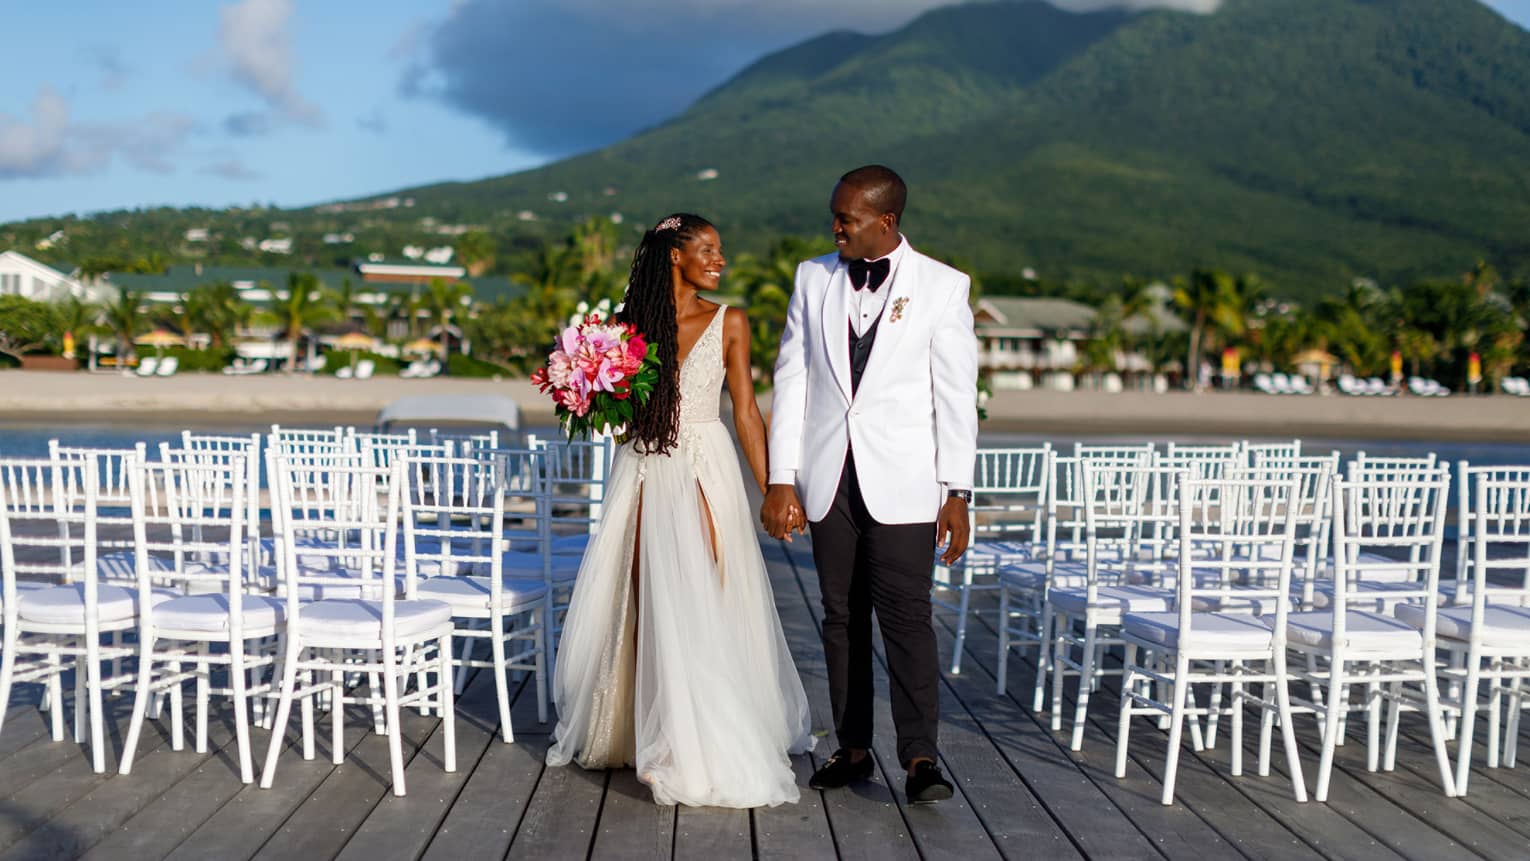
[1307, 580, 1424, 612]
[1123, 611, 1276, 651]
[1192, 591, 1293, 616]
[96, 551, 176, 582]
[1396, 603, 1530, 647]
[297, 598, 453, 638]
[1285, 610, 1422, 652]
[18, 584, 179, 625]
[1051, 585, 1173, 616]
[416, 575, 548, 611]
[997, 560, 1088, 591]
[1324, 552, 1414, 582]
[506, 532, 592, 556]
[151, 593, 287, 634]
[962, 540, 1041, 567]
[0, 579, 51, 612]
[492, 552, 583, 583]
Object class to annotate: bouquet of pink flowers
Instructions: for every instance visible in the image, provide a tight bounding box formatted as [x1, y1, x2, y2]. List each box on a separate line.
[530, 312, 659, 440]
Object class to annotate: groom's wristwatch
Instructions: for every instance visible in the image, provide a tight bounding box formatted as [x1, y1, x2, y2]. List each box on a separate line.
[947, 489, 972, 504]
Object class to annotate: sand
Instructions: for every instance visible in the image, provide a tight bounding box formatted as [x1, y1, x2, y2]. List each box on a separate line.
[1, 370, 1528, 442]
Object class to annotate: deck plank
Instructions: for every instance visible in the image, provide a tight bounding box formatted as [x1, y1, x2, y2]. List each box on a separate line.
[332, 670, 510, 861]
[588, 770, 676, 860]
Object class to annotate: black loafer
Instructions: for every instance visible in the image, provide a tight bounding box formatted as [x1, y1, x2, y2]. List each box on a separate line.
[905, 760, 953, 804]
[809, 749, 875, 789]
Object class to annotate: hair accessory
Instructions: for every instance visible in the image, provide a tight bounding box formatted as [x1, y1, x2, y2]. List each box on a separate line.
[655, 216, 682, 232]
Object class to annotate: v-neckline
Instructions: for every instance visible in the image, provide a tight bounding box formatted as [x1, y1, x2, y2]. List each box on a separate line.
[675, 305, 724, 370]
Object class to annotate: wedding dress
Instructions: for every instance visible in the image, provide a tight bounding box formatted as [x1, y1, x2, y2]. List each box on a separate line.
[546, 305, 816, 808]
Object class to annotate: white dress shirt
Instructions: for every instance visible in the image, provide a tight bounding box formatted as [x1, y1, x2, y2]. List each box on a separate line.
[848, 236, 908, 337]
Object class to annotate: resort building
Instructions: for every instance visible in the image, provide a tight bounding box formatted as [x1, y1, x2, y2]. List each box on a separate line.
[0, 250, 115, 304]
[974, 295, 1182, 391]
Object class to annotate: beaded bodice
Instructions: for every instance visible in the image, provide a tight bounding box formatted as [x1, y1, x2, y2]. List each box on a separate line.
[677, 305, 727, 425]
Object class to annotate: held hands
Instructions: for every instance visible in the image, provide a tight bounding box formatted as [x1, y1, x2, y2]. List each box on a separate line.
[935, 497, 970, 565]
[761, 484, 808, 542]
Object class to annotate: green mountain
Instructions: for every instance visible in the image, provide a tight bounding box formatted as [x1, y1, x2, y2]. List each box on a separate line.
[5, 0, 1529, 298]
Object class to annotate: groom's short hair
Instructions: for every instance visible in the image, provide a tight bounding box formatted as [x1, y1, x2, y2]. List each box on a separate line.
[839, 165, 907, 225]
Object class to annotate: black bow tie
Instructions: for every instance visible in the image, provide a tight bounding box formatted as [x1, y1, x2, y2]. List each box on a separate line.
[848, 257, 891, 292]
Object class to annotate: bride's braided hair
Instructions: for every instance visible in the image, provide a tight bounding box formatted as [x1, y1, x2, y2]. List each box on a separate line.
[617, 212, 714, 455]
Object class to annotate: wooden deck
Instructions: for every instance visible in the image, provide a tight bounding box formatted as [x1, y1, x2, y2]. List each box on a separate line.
[4, 534, 1530, 860]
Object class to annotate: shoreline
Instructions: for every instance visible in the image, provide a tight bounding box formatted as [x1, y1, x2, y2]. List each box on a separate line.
[2, 370, 1529, 443]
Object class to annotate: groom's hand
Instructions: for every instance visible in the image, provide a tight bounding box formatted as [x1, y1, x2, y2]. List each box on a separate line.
[762, 484, 807, 542]
[936, 497, 970, 565]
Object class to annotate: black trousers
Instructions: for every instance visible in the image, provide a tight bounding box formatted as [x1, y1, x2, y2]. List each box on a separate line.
[809, 452, 940, 767]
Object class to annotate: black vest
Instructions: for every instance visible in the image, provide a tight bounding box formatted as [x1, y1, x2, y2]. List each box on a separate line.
[848, 315, 881, 396]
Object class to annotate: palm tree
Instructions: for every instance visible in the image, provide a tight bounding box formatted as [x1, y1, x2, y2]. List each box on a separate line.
[185, 282, 250, 349]
[102, 289, 145, 361]
[273, 273, 335, 368]
[424, 277, 474, 358]
[54, 296, 102, 355]
[1172, 268, 1230, 390]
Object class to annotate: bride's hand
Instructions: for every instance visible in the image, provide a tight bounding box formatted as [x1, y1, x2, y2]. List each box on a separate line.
[762, 484, 806, 542]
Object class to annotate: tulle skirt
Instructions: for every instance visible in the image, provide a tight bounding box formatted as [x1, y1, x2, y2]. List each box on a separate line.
[545, 420, 816, 808]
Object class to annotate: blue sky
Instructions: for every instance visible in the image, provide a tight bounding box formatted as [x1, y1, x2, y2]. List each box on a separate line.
[2, 0, 1527, 224]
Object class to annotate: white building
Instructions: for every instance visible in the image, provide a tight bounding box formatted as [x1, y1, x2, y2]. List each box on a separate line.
[0, 250, 115, 304]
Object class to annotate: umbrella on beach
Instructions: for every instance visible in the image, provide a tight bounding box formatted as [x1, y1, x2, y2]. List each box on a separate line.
[134, 328, 185, 361]
[333, 330, 377, 376]
[404, 338, 444, 355]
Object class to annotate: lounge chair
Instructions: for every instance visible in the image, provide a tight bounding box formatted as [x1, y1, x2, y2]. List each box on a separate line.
[355, 358, 376, 380]
[1289, 375, 1314, 395]
[1504, 376, 1530, 396]
[136, 356, 159, 377]
[222, 358, 268, 376]
[336, 365, 353, 379]
[156, 356, 179, 377]
[1254, 373, 1277, 394]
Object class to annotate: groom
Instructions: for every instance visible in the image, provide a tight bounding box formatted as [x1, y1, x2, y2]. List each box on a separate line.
[763, 165, 978, 804]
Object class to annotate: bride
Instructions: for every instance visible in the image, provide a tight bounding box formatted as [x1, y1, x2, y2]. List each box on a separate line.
[545, 213, 816, 807]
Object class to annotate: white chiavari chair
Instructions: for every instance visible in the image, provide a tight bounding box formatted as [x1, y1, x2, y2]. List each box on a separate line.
[1116, 470, 1308, 804]
[1049, 459, 1178, 750]
[1402, 472, 1530, 794]
[406, 451, 549, 736]
[1244, 439, 1302, 464]
[1284, 467, 1457, 801]
[259, 455, 455, 797]
[936, 445, 1050, 674]
[118, 453, 284, 783]
[0, 456, 168, 772]
[996, 452, 1086, 700]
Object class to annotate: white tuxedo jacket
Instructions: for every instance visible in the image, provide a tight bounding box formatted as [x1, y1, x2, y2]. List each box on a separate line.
[768, 243, 979, 524]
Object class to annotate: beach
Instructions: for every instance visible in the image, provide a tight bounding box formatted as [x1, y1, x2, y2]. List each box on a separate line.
[2, 369, 1528, 441]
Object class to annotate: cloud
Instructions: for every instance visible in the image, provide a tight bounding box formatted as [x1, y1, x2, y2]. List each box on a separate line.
[356, 108, 388, 134]
[218, 0, 323, 129]
[0, 85, 197, 179]
[401, 0, 1218, 157]
[84, 45, 131, 91]
[201, 159, 262, 180]
[224, 111, 274, 137]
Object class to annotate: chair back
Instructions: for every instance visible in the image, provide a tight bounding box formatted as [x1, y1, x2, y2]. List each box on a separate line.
[1452, 461, 1530, 607]
[969, 445, 1051, 555]
[1078, 461, 1177, 599]
[401, 453, 518, 607]
[1348, 452, 1438, 482]
[1460, 472, 1530, 620]
[270, 454, 403, 624]
[428, 429, 501, 460]
[1233, 456, 1337, 606]
[1328, 467, 1450, 651]
[1162, 442, 1245, 480]
[160, 443, 264, 584]
[128, 455, 251, 633]
[1175, 472, 1301, 643]
[1245, 440, 1302, 464]
[528, 434, 614, 535]
[0, 457, 100, 620]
